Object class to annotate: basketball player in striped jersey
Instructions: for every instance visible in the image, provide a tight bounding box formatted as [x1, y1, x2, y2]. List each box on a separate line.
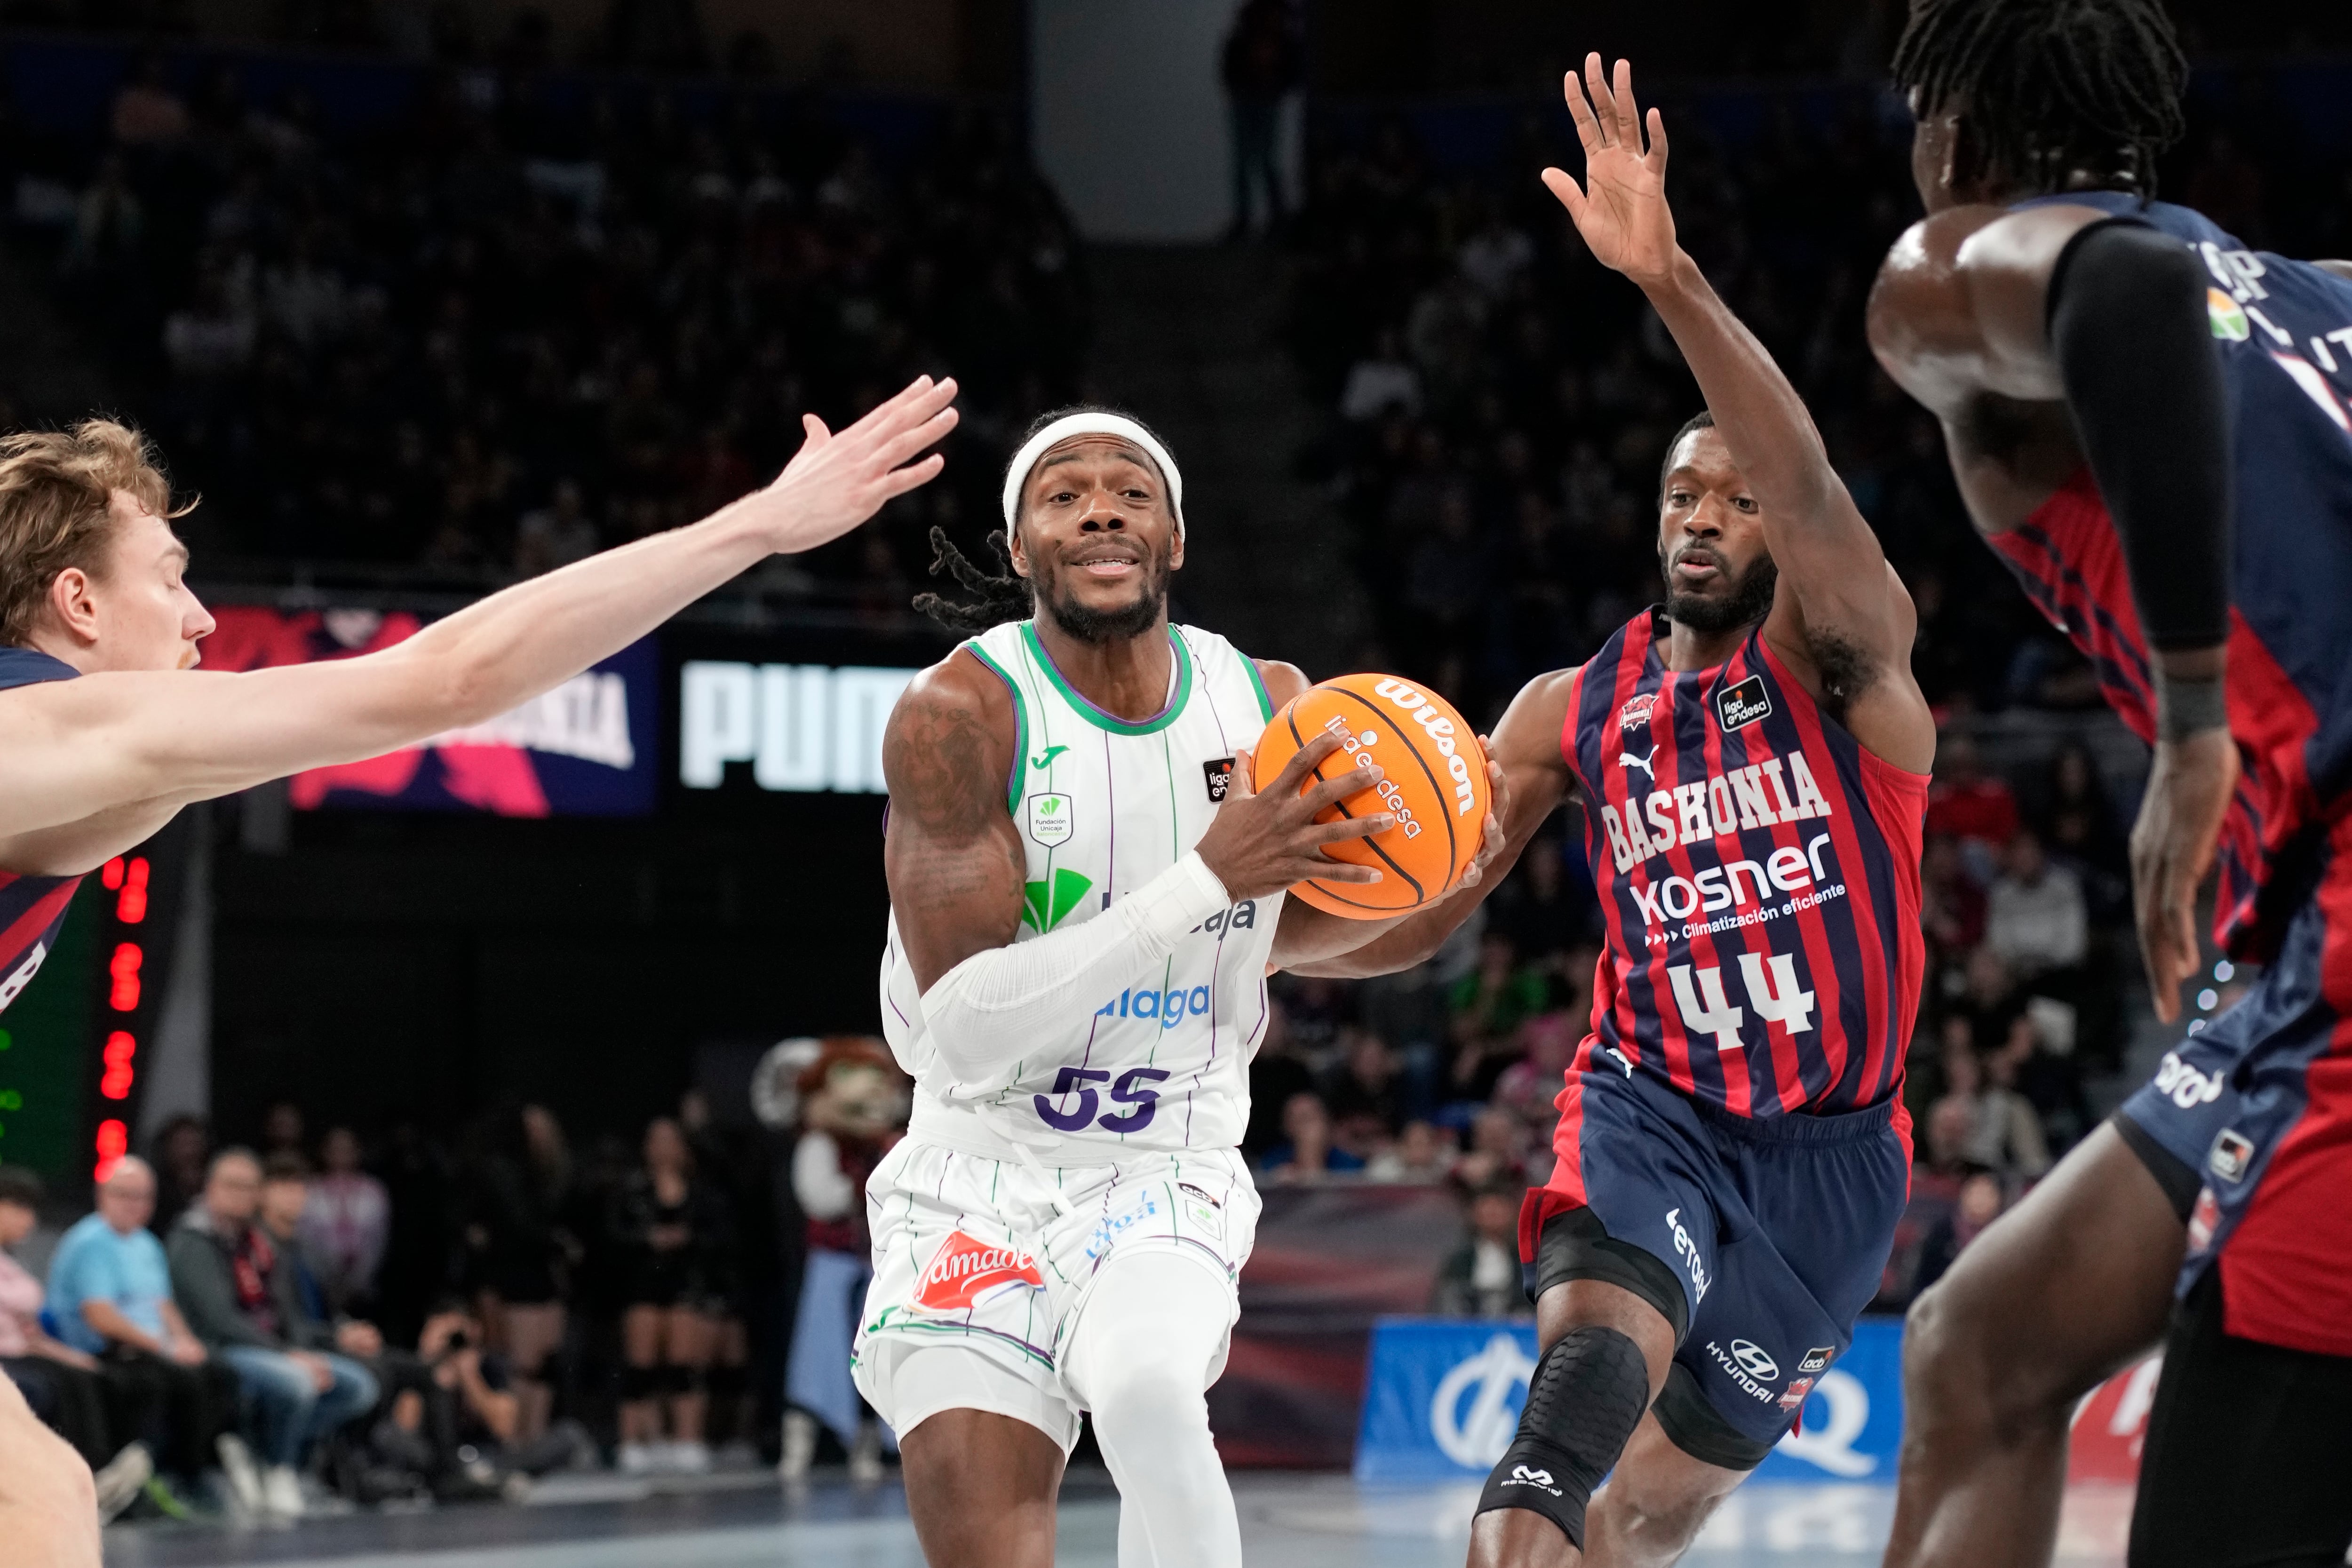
[1868, 3, 2352, 1564]
[0, 376, 958, 1560]
[1307, 62, 1933, 1566]
[861, 406, 1502, 1568]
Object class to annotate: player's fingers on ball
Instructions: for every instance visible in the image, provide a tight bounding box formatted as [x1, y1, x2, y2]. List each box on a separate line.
[1309, 812, 1391, 845]
[1299, 763, 1382, 817]
[1226, 748, 1256, 799]
[1310, 858, 1383, 884]
[1272, 731, 1347, 791]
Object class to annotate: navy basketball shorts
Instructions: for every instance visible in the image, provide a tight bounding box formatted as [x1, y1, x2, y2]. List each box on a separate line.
[2115, 817, 2352, 1358]
[1517, 1063, 1910, 1466]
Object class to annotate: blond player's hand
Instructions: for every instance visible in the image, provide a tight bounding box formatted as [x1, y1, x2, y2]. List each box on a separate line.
[744, 374, 960, 556]
[1543, 54, 1677, 288]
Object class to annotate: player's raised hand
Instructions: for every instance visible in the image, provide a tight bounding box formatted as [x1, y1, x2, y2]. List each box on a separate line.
[1543, 54, 1675, 287]
[2131, 725, 2238, 1023]
[746, 374, 960, 555]
[1196, 734, 1393, 902]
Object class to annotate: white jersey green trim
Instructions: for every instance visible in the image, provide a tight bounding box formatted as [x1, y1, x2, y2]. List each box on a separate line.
[881, 618, 1282, 1157]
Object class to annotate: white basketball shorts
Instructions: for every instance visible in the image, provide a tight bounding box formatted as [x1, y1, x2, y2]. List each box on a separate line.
[850, 1139, 1259, 1450]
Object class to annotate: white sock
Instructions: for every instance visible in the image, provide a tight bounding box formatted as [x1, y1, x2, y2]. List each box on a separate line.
[1062, 1249, 1242, 1568]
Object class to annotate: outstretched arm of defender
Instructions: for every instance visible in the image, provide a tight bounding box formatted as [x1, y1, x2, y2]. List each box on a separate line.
[1549, 56, 1928, 767]
[1870, 205, 2237, 1020]
[0, 378, 958, 839]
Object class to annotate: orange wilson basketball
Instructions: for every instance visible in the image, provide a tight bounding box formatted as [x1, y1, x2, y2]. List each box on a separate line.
[1249, 673, 1493, 918]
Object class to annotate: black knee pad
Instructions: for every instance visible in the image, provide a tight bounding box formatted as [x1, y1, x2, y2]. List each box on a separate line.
[620, 1364, 663, 1401]
[1475, 1325, 1652, 1550]
[663, 1363, 701, 1398]
[705, 1364, 746, 1402]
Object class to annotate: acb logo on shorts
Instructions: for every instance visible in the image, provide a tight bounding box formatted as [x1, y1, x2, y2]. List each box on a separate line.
[914, 1231, 1045, 1312]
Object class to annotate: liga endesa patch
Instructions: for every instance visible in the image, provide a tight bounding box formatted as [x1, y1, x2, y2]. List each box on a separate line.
[913, 1230, 1046, 1312]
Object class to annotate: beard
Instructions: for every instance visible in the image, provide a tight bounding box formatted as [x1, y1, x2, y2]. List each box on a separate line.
[1661, 549, 1779, 633]
[1033, 546, 1173, 645]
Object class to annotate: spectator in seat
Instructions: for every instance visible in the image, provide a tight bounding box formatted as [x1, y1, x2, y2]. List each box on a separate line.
[1340, 326, 1423, 422]
[1446, 933, 1547, 1103]
[148, 1115, 211, 1237]
[299, 1127, 389, 1320]
[1934, 1031, 2050, 1183]
[1985, 828, 2088, 982]
[1913, 1169, 2010, 1294]
[168, 1149, 381, 1518]
[1919, 835, 1986, 969]
[1320, 1028, 1406, 1158]
[1430, 1185, 1525, 1319]
[1260, 1093, 1364, 1184]
[45, 1157, 245, 1514]
[1220, 0, 1301, 238]
[461, 1106, 573, 1448]
[0, 1167, 155, 1519]
[1365, 1120, 1453, 1184]
[1924, 731, 2020, 884]
[610, 1117, 733, 1475]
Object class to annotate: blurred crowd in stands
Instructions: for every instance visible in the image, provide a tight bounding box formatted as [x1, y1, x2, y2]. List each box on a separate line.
[0, 1041, 913, 1521]
[0, 43, 1082, 600]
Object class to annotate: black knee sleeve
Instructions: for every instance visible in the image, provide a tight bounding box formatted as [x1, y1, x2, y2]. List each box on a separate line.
[664, 1363, 701, 1398]
[620, 1364, 663, 1401]
[1475, 1326, 1653, 1550]
[705, 1364, 745, 1402]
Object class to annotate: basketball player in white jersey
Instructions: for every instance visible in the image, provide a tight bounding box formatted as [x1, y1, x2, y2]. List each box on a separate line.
[862, 407, 1504, 1568]
[0, 374, 957, 1562]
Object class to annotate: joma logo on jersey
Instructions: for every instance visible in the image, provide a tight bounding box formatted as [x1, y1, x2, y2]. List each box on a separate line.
[1372, 679, 1480, 817]
[1596, 752, 1835, 876]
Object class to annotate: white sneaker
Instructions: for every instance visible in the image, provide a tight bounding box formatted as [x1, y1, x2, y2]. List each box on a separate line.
[669, 1440, 711, 1474]
[93, 1442, 153, 1522]
[848, 1420, 885, 1486]
[262, 1464, 306, 1519]
[214, 1434, 266, 1519]
[617, 1440, 657, 1474]
[778, 1410, 816, 1482]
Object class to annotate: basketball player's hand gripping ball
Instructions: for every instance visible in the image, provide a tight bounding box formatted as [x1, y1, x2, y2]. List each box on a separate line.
[1250, 675, 1495, 918]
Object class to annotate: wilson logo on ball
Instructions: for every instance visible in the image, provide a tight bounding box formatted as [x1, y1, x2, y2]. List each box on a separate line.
[1251, 673, 1493, 920]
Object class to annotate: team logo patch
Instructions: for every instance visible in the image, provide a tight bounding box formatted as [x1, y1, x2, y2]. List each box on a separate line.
[1202, 756, 1236, 804]
[1618, 692, 1659, 733]
[2206, 288, 2249, 342]
[1796, 1345, 1835, 1376]
[1715, 676, 1772, 732]
[1026, 791, 1074, 848]
[1776, 1376, 1815, 1412]
[1178, 1181, 1225, 1238]
[914, 1231, 1045, 1312]
[2208, 1128, 2256, 1184]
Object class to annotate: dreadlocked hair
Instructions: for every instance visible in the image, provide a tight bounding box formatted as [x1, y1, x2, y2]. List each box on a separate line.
[912, 525, 1032, 633]
[1891, 0, 2186, 198]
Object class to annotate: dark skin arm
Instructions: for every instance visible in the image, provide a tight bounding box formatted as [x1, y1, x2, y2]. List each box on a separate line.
[1289, 668, 1576, 979]
[1869, 202, 2237, 1022]
[883, 646, 1393, 994]
[1551, 56, 1934, 774]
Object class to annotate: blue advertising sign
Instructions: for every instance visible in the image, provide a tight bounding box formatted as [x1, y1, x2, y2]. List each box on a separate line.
[1354, 1316, 1904, 1484]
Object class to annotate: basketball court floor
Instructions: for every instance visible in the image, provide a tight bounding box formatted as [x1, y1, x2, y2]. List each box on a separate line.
[102, 1468, 2137, 1567]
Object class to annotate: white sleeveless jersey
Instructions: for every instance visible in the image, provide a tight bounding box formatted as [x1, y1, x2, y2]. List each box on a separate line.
[880, 618, 1283, 1158]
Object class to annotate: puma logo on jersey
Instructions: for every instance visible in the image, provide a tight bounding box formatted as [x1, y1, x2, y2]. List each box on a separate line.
[0, 941, 47, 1012]
[1620, 745, 1658, 780]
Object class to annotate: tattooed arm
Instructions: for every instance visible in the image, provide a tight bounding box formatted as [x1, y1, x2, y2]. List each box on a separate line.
[882, 650, 1027, 992]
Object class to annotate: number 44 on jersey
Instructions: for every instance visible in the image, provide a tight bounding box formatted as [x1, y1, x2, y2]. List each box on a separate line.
[1666, 955, 1815, 1052]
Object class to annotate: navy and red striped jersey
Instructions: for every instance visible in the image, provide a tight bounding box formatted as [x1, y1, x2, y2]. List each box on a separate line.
[1563, 610, 1929, 1120]
[1994, 193, 2352, 958]
[0, 646, 85, 1014]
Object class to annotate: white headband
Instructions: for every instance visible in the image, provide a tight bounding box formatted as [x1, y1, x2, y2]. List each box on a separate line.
[1000, 413, 1185, 538]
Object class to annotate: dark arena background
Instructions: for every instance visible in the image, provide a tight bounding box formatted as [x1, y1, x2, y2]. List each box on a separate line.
[0, 1, 2347, 1564]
